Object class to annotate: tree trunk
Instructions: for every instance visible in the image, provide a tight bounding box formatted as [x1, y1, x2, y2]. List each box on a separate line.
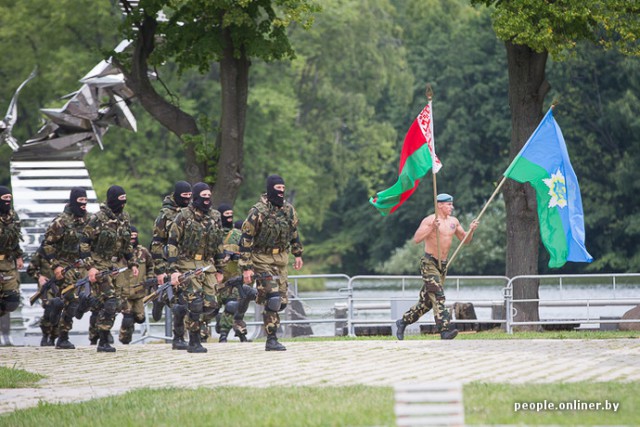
[212, 28, 250, 206]
[504, 41, 550, 330]
[122, 13, 205, 184]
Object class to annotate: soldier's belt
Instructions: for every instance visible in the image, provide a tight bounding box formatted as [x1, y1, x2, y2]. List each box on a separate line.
[256, 248, 283, 255]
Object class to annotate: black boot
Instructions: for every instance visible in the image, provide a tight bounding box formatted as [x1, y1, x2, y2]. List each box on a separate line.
[172, 336, 188, 350]
[218, 332, 228, 343]
[107, 331, 114, 344]
[236, 332, 249, 343]
[97, 330, 116, 353]
[55, 331, 75, 349]
[48, 335, 58, 346]
[40, 334, 52, 347]
[89, 334, 99, 345]
[395, 318, 407, 341]
[440, 329, 459, 340]
[187, 331, 208, 353]
[265, 334, 286, 351]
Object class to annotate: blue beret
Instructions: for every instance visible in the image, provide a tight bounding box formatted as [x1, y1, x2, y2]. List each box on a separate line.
[437, 193, 453, 203]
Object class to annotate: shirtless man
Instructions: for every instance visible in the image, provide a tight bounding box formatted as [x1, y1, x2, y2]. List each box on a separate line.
[395, 193, 478, 340]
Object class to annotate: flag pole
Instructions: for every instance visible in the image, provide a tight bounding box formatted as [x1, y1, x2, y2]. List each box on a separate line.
[446, 176, 507, 272]
[426, 84, 442, 270]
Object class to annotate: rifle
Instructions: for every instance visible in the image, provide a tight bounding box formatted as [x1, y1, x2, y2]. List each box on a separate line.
[29, 260, 83, 306]
[142, 265, 211, 305]
[223, 272, 279, 299]
[223, 249, 241, 261]
[61, 266, 128, 297]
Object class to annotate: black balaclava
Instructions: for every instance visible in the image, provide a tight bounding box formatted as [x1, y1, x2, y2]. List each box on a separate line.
[130, 225, 139, 248]
[0, 186, 12, 215]
[217, 203, 233, 229]
[173, 181, 191, 208]
[266, 175, 285, 207]
[106, 185, 126, 214]
[192, 182, 211, 212]
[69, 187, 87, 217]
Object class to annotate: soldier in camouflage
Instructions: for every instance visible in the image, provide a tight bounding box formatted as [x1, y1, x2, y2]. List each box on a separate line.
[239, 175, 304, 351]
[215, 204, 251, 343]
[41, 187, 89, 349]
[118, 225, 154, 344]
[27, 246, 57, 346]
[80, 185, 139, 352]
[167, 182, 225, 353]
[150, 181, 191, 350]
[0, 186, 24, 320]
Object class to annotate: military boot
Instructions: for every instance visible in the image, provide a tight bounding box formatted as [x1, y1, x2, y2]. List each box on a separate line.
[218, 332, 228, 343]
[55, 331, 76, 349]
[40, 334, 52, 347]
[48, 335, 58, 346]
[172, 336, 188, 350]
[440, 329, 459, 340]
[236, 332, 249, 343]
[97, 330, 116, 353]
[265, 334, 286, 351]
[89, 334, 99, 345]
[395, 318, 407, 341]
[187, 331, 208, 353]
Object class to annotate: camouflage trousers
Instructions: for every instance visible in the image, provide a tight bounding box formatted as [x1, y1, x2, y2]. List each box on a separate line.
[57, 266, 83, 334]
[94, 261, 124, 332]
[216, 284, 246, 335]
[0, 259, 20, 317]
[177, 259, 219, 334]
[119, 296, 145, 343]
[251, 252, 289, 336]
[401, 255, 451, 332]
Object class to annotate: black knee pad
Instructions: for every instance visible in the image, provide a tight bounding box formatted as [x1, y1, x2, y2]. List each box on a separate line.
[0, 291, 20, 314]
[188, 298, 203, 321]
[103, 298, 118, 317]
[121, 313, 135, 329]
[135, 314, 145, 324]
[241, 285, 257, 300]
[265, 292, 281, 312]
[279, 303, 287, 312]
[224, 300, 238, 315]
[172, 303, 187, 318]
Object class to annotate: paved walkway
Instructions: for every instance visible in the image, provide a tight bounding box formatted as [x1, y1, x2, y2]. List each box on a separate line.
[1, 339, 640, 413]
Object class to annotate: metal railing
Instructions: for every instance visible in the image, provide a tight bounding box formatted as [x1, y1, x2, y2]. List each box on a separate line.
[9, 272, 640, 344]
[504, 273, 640, 333]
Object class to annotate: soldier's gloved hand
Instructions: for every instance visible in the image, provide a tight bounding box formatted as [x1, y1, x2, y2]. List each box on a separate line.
[170, 272, 181, 286]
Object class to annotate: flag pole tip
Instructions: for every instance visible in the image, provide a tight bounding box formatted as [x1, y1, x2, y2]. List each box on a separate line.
[551, 98, 560, 109]
[425, 84, 433, 100]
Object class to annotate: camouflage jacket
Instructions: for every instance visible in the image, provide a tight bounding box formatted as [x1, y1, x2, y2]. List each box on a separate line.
[121, 245, 154, 298]
[42, 205, 88, 269]
[0, 209, 23, 260]
[238, 194, 303, 271]
[80, 204, 136, 270]
[26, 245, 52, 280]
[221, 227, 242, 280]
[150, 195, 182, 275]
[166, 205, 225, 273]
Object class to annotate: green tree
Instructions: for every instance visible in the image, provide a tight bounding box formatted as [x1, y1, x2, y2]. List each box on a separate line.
[116, 0, 319, 205]
[471, 0, 640, 327]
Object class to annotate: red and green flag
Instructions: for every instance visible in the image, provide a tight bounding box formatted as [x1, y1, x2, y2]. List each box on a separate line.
[369, 101, 442, 216]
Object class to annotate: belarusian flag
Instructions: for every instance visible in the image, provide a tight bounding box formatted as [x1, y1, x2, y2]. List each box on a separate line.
[504, 108, 593, 268]
[369, 101, 442, 216]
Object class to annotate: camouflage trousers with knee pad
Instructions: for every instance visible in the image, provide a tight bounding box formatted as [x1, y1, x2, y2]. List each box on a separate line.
[251, 252, 289, 335]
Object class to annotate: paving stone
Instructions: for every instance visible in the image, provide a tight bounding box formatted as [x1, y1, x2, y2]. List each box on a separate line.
[1, 339, 639, 413]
